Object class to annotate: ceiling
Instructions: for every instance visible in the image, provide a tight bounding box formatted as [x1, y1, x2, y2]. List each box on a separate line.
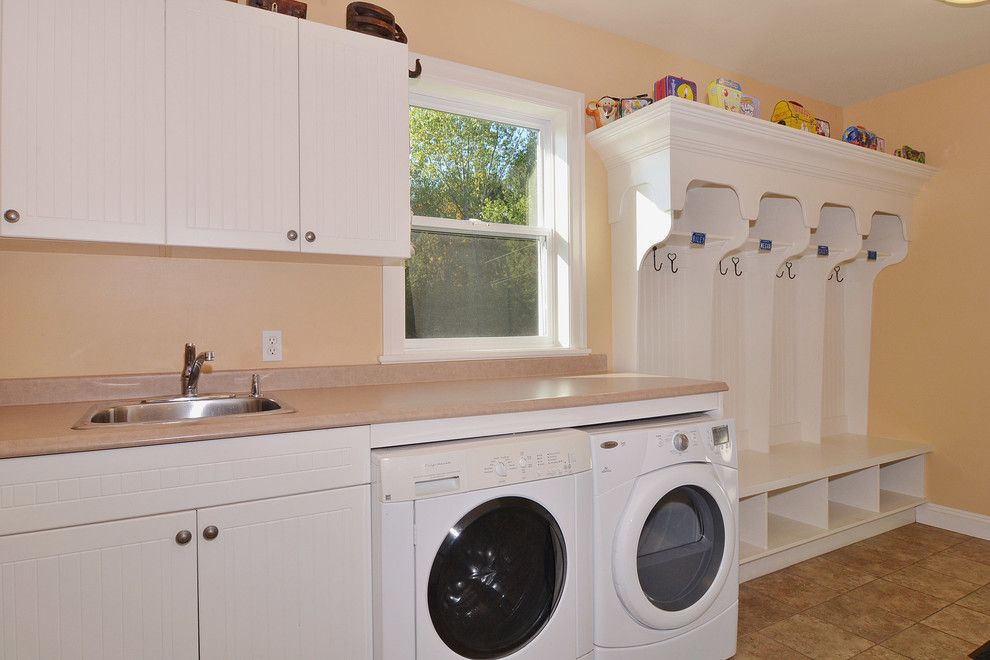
[509, 0, 990, 106]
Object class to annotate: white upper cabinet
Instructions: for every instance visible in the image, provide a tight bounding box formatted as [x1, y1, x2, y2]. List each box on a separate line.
[165, 0, 300, 251]
[299, 21, 410, 257]
[0, 0, 166, 244]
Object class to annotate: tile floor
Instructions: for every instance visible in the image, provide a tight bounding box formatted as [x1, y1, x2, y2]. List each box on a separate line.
[735, 523, 990, 659]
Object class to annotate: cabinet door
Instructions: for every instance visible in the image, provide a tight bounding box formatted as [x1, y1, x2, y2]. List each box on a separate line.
[165, 0, 299, 251]
[299, 22, 410, 257]
[198, 486, 372, 660]
[0, 511, 198, 660]
[0, 0, 166, 244]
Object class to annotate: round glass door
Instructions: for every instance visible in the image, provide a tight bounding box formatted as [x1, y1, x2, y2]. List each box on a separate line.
[636, 485, 725, 611]
[427, 496, 566, 659]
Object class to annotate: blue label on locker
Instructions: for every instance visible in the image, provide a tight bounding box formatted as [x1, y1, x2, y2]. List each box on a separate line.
[817, 245, 829, 257]
[867, 250, 878, 261]
[759, 239, 772, 252]
[691, 232, 706, 245]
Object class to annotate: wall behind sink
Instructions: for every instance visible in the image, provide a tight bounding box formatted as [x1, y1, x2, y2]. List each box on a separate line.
[0, 0, 841, 379]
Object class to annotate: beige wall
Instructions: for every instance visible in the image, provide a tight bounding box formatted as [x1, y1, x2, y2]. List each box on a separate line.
[844, 62, 990, 516]
[0, 0, 841, 379]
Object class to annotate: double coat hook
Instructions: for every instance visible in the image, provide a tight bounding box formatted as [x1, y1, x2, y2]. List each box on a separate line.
[719, 256, 743, 277]
[776, 261, 796, 280]
[828, 265, 844, 283]
[652, 247, 679, 274]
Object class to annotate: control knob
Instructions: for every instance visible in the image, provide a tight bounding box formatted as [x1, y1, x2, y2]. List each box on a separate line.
[494, 460, 507, 477]
[672, 432, 690, 451]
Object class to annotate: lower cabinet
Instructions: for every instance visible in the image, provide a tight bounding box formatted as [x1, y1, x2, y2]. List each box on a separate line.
[0, 488, 371, 660]
[0, 511, 200, 659]
[198, 486, 372, 659]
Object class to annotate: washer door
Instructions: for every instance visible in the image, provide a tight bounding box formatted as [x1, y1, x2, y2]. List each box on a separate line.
[612, 463, 735, 630]
[427, 496, 567, 659]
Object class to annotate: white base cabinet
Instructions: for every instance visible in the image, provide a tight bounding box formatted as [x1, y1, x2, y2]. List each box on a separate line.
[199, 487, 371, 660]
[0, 511, 199, 660]
[0, 428, 372, 660]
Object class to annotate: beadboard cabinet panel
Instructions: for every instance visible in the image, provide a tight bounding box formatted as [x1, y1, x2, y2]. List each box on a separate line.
[0, 511, 198, 660]
[165, 0, 300, 251]
[197, 486, 372, 660]
[299, 21, 410, 257]
[0, 0, 166, 244]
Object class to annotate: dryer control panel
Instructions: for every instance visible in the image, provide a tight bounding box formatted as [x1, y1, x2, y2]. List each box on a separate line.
[373, 428, 592, 503]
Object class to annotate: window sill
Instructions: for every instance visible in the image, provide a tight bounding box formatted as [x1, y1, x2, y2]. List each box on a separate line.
[378, 346, 592, 365]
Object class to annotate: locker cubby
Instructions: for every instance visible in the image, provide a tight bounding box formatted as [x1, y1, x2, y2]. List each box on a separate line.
[589, 98, 936, 571]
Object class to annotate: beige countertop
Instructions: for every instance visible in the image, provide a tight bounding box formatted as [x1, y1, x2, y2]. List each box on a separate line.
[0, 373, 726, 459]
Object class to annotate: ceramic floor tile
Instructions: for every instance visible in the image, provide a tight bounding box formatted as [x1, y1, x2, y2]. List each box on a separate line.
[762, 613, 874, 660]
[784, 555, 877, 593]
[921, 604, 990, 645]
[920, 551, 990, 585]
[881, 623, 977, 660]
[842, 579, 950, 622]
[956, 584, 990, 615]
[738, 584, 801, 635]
[858, 533, 938, 563]
[747, 570, 842, 610]
[733, 632, 811, 659]
[825, 541, 919, 576]
[882, 524, 970, 553]
[883, 564, 980, 601]
[853, 646, 910, 659]
[805, 592, 915, 643]
[939, 538, 990, 566]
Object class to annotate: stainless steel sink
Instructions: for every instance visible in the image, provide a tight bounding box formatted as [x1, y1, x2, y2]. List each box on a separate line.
[74, 394, 294, 429]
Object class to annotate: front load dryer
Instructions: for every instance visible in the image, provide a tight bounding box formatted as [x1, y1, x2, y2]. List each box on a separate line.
[371, 429, 593, 660]
[584, 414, 739, 660]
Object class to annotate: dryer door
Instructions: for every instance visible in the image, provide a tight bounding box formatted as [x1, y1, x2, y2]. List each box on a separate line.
[612, 463, 735, 630]
[426, 496, 567, 659]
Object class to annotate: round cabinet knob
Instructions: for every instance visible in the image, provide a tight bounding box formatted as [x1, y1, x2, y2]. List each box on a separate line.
[304, 231, 316, 243]
[286, 230, 298, 241]
[175, 530, 193, 546]
[202, 525, 220, 541]
[494, 460, 507, 477]
[4, 209, 20, 223]
[672, 432, 690, 452]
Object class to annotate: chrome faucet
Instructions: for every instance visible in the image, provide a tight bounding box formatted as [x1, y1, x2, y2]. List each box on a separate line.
[181, 343, 214, 397]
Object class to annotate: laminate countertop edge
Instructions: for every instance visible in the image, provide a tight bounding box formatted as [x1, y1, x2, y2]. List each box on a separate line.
[0, 373, 727, 459]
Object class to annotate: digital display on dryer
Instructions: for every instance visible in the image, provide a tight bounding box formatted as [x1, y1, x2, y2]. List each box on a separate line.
[712, 425, 730, 446]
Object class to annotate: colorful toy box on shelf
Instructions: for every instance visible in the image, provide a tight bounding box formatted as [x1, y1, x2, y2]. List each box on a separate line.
[586, 96, 620, 128]
[654, 75, 697, 102]
[814, 118, 830, 138]
[739, 95, 760, 118]
[707, 78, 743, 113]
[771, 100, 814, 133]
[620, 94, 653, 117]
[841, 125, 884, 150]
[895, 145, 926, 163]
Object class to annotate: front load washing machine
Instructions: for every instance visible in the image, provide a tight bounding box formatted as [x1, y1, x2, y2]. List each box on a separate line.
[584, 413, 738, 660]
[371, 429, 593, 660]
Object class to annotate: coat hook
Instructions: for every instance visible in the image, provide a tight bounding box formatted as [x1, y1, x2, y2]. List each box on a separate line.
[409, 58, 422, 79]
[732, 256, 742, 277]
[776, 261, 796, 280]
[719, 259, 728, 276]
[652, 246, 663, 272]
[828, 264, 844, 283]
[667, 252, 678, 274]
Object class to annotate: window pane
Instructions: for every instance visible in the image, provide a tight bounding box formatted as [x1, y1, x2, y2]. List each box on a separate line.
[406, 230, 540, 339]
[409, 107, 539, 226]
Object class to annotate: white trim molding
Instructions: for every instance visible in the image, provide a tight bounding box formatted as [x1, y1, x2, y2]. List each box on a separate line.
[916, 503, 990, 540]
[381, 55, 587, 364]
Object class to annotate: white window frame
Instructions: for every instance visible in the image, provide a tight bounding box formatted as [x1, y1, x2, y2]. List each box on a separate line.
[380, 56, 587, 363]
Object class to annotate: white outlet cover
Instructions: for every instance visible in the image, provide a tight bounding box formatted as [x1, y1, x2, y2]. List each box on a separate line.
[262, 330, 282, 362]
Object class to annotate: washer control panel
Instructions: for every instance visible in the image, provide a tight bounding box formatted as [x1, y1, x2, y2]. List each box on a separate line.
[373, 428, 592, 503]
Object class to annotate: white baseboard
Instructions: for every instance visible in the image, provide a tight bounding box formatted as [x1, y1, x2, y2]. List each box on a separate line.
[916, 503, 990, 540]
[739, 509, 915, 582]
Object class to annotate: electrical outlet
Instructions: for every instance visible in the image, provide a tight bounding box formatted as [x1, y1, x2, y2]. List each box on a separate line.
[262, 330, 282, 362]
